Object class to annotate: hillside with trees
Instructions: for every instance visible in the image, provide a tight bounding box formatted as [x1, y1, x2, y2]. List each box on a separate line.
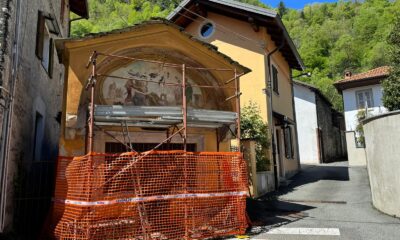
[281, 0, 400, 110]
[71, 0, 400, 110]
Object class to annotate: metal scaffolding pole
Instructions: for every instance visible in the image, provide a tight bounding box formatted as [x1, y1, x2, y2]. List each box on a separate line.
[182, 64, 188, 152]
[182, 63, 189, 239]
[235, 68, 241, 148]
[87, 51, 98, 154]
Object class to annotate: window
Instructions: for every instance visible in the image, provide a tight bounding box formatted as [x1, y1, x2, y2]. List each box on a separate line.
[356, 89, 374, 109]
[33, 112, 44, 161]
[36, 11, 60, 77]
[284, 126, 294, 159]
[199, 22, 215, 38]
[272, 65, 279, 94]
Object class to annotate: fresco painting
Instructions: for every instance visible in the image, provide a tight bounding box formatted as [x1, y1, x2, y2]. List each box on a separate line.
[101, 61, 211, 108]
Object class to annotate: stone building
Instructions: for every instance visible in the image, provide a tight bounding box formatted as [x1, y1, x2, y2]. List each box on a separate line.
[0, 0, 88, 238]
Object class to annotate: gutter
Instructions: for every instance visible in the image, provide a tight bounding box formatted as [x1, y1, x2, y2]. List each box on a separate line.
[265, 39, 284, 191]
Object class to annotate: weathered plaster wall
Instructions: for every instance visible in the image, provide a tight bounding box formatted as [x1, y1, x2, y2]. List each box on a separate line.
[316, 94, 346, 162]
[293, 84, 319, 164]
[363, 111, 400, 218]
[0, 0, 67, 235]
[345, 132, 366, 166]
[60, 23, 241, 156]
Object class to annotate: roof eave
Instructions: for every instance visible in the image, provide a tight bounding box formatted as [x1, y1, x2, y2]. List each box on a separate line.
[334, 76, 386, 92]
[167, 0, 304, 70]
[54, 20, 251, 75]
[274, 17, 305, 70]
[70, 0, 89, 19]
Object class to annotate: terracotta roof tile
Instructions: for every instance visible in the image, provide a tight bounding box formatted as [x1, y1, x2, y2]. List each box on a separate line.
[335, 66, 390, 84]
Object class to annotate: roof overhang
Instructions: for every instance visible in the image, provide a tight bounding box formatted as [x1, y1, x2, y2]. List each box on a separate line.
[334, 77, 383, 93]
[294, 80, 332, 107]
[167, 0, 304, 70]
[55, 19, 250, 75]
[70, 0, 89, 19]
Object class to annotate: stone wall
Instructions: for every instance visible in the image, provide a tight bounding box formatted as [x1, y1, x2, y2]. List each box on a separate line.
[363, 110, 400, 218]
[0, 0, 68, 236]
[315, 94, 346, 162]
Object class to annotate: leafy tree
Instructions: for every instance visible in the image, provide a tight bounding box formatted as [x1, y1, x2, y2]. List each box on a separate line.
[382, 17, 400, 111]
[278, 1, 287, 16]
[240, 102, 270, 171]
[70, 0, 400, 111]
[355, 110, 367, 147]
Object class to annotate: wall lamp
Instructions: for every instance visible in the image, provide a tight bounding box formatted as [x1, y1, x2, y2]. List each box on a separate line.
[292, 72, 312, 78]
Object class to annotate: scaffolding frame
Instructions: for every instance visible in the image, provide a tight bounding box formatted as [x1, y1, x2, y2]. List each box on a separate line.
[85, 51, 243, 155]
[53, 51, 246, 240]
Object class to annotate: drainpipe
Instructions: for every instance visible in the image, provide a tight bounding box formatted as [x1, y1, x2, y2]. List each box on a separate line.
[0, 0, 21, 231]
[264, 39, 284, 191]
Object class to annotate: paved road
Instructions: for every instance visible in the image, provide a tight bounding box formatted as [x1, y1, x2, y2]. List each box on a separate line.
[234, 162, 400, 240]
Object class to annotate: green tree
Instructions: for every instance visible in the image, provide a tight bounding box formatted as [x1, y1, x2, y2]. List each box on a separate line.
[240, 102, 270, 171]
[71, 0, 400, 112]
[382, 17, 400, 111]
[278, 1, 287, 16]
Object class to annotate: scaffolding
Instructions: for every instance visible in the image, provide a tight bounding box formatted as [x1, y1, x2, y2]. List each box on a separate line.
[84, 51, 243, 152]
[49, 51, 249, 240]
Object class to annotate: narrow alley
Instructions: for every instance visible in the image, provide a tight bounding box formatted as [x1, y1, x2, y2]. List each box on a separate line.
[237, 162, 400, 240]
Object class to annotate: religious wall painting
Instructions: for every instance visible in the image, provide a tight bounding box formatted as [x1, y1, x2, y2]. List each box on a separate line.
[101, 61, 217, 109]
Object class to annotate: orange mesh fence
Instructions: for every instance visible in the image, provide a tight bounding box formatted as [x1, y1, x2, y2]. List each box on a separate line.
[49, 151, 248, 239]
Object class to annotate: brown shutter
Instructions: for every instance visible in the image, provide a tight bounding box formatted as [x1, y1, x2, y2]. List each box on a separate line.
[48, 38, 54, 78]
[35, 11, 45, 59]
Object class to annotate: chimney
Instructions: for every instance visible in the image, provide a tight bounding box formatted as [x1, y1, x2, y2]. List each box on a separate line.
[344, 70, 352, 79]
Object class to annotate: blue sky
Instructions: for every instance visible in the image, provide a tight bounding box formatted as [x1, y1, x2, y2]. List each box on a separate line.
[261, 0, 338, 9]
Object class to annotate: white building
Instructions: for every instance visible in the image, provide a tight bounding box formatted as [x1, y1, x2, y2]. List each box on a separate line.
[334, 66, 389, 166]
[294, 81, 346, 165]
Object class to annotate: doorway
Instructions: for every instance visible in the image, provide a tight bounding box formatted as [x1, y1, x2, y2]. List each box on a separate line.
[275, 129, 285, 179]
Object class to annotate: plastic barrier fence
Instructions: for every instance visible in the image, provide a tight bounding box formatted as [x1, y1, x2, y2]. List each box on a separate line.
[49, 151, 248, 239]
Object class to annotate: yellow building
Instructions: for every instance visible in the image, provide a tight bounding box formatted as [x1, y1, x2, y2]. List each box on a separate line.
[51, 19, 255, 239]
[55, 19, 250, 156]
[168, 0, 305, 188]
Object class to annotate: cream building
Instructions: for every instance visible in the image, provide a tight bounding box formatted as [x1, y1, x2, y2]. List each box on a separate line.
[168, 0, 305, 189]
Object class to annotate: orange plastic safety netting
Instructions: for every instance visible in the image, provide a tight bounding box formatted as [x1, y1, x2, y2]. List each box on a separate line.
[49, 151, 248, 240]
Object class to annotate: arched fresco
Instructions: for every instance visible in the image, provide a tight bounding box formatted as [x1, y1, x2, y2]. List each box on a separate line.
[100, 61, 210, 108]
[95, 48, 232, 111]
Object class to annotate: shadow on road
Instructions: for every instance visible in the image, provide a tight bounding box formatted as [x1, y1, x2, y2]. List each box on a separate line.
[245, 198, 315, 236]
[241, 164, 350, 236]
[274, 164, 350, 197]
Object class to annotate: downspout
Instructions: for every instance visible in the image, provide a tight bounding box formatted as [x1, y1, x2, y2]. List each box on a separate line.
[0, 0, 21, 231]
[265, 39, 284, 191]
